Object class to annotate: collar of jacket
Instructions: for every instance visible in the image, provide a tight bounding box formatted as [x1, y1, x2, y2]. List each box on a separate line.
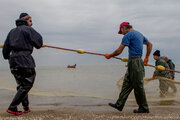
[155, 57, 164, 64]
[15, 18, 28, 27]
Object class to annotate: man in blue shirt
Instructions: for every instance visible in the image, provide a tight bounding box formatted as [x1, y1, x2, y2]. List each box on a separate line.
[105, 22, 152, 113]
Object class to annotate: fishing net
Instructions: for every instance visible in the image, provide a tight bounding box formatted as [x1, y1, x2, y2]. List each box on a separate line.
[117, 75, 180, 98]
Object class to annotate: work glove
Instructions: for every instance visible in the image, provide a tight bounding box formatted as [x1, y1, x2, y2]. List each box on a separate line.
[105, 53, 111, 59]
[144, 56, 149, 66]
[170, 76, 173, 80]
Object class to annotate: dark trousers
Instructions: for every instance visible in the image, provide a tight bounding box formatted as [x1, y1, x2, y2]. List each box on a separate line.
[8, 68, 36, 110]
[116, 57, 149, 111]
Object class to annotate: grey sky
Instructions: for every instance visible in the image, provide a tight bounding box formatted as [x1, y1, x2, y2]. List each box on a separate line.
[0, 0, 180, 67]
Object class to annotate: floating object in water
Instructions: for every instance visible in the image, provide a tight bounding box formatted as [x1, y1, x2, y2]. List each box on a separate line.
[76, 49, 85, 54]
[42, 44, 46, 47]
[156, 65, 166, 71]
[121, 58, 128, 62]
[67, 64, 76, 68]
[0, 44, 3, 48]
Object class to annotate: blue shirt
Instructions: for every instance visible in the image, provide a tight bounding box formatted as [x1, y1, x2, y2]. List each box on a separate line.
[121, 30, 148, 57]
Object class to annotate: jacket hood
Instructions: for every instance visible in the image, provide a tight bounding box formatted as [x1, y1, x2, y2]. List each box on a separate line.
[168, 59, 172, 62]
[15, 19, 28, 27]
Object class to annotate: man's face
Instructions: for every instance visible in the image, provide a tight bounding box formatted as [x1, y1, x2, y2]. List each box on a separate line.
[164, 57, 168, 62]
[121, 26, 128, 35]
[153, 55, 159, 60]
[27, 17, 32, 26]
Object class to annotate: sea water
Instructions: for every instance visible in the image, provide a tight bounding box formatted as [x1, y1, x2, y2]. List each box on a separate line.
[0, 64, 180, 107]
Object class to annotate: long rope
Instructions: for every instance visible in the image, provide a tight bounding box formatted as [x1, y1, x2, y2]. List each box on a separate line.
[44, 45, 180, 73]
[146, 64, 180, 73]
[44, 45, 123, 61]
[1, 44, 180, 73]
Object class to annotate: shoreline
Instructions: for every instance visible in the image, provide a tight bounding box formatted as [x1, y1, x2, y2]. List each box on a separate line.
[1, 90, 180, 119]
[1, 107, 180, 120]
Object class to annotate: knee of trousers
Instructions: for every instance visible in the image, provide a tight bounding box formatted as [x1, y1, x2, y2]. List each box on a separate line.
[19, 85, 33, 93]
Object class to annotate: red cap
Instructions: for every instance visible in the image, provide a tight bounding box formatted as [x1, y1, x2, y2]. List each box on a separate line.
[118, 22, 129, 34]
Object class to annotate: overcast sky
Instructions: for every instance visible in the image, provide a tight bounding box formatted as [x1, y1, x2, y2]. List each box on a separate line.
[0, 0, 180, 67]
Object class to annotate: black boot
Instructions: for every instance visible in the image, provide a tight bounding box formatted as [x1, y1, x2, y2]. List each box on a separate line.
[23, 107, 31, 113]
[7, 107, 23, 115]
[108, 103, 122, 111]
[133, 109, 149, 113]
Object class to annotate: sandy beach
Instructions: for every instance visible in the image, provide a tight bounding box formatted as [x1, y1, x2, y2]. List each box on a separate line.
[1, 107, 180, 120]
[1, 90, 180, 120]
[1, 102, 180, 120]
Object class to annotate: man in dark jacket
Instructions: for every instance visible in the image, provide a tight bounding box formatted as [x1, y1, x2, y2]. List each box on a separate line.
[164, 56, 175, 79]
[164, 56, 177, 93]
[153, 50, 176, 97]
[2, 13, 43, 115]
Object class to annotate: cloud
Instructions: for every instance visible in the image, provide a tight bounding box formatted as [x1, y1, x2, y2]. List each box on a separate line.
[0, 0, 180, 66]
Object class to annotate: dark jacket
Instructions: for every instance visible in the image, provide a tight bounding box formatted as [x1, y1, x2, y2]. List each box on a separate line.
[2, 19, 43, 68]
[154, 57, 170, 78]
[167, 59, 175, 78]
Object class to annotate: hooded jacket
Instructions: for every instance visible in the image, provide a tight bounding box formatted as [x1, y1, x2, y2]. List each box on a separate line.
[2, 19, 43, 68]
[167, 59, 175, 78]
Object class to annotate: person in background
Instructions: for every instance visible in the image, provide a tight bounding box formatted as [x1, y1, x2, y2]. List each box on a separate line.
[2, 13, 43, 115]
[164, 56, 177, 93]
[105, 22, 152, 113]
[153, 50, 172, 97]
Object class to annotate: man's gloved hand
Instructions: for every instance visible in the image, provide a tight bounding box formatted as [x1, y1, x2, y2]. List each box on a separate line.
[105, 53, 111, 59]
[144, 56, 149, 65]
[170, 76, 173, 80]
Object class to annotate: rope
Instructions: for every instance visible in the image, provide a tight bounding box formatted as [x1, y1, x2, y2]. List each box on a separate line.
[144, 76, 180, 84]
[44, 45, 180, 73]
[44, 45, 123, 61]
[146, 64, 180, 74]
[1, 44, 180, 73]
[117, 76, 180, 88]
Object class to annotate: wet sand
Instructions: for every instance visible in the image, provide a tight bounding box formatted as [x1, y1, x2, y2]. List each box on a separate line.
[1, 90, 180, 120]
[1, 107, 180, 120]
